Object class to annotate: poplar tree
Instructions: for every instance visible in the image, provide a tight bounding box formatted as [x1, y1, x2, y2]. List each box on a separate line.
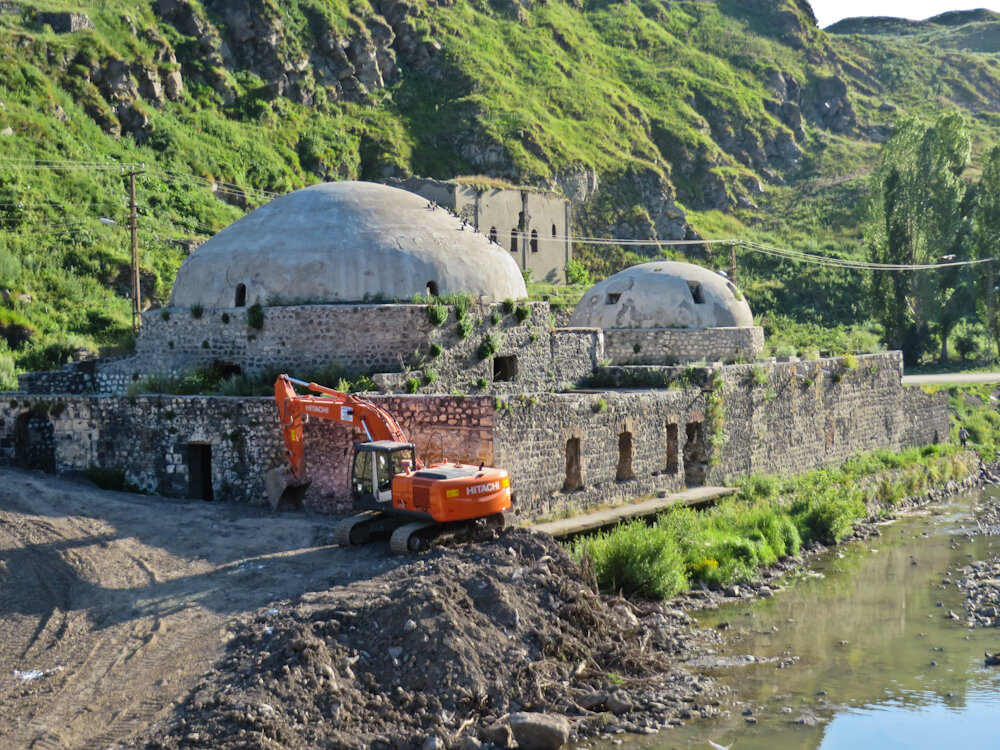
[865, 113, 971, 365]
[973, 145, 1000, 361]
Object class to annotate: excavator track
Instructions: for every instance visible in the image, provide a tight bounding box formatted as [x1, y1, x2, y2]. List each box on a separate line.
[333, 511, 381, 546]
[389, 521, 437, 554]
[389, 512, 508, 555]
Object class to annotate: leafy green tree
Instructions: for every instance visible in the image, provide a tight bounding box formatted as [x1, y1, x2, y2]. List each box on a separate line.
[864, 113, 972, 365]
[973, 145, 1000, 362]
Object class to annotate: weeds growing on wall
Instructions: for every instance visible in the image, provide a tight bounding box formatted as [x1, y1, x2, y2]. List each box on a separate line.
[570, 442, 973, 599]
[705, 371, 727, 463]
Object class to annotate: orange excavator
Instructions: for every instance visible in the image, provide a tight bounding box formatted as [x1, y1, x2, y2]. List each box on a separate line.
[266, 374, 512, 553]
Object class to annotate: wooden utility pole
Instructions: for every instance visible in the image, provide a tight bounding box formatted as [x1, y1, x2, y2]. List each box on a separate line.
[127, 170, 143, 333]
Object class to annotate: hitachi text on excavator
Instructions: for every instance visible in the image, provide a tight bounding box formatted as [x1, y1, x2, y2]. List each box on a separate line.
[266, 374, 512, 553]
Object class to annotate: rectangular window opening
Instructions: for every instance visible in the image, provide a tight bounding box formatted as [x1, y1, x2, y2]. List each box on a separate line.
[606, 292, 621, 305]
[493, 355, 518, 382]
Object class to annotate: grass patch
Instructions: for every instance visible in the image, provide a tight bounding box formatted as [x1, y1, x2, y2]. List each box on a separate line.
[569, 442, 974, 599]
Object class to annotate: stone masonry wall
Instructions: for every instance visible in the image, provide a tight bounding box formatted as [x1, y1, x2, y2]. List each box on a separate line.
[1, 352, 951, 523]
[708, 352, 950, 481]
[603, 326, 765, 365]
[494, 390, 704, 521]
[0, 393, 493, 515]
[95, 302, 560, 396]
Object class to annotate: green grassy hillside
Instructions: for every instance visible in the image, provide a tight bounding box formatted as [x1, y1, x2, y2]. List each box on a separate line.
[4, 0, 1000, 380]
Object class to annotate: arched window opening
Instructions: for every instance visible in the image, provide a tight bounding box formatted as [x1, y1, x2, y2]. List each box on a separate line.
[489, 227, 498, 243]
[235, 283, 247, 307]
[426, 280, 439, 297]
[552, 223, 557, 238]
[530, 230, 538, 253]
[666, 422, 679, 475]
[616, 431, 634, 482]
[510, 229, 519, 253]
[563, 437, 583, 491]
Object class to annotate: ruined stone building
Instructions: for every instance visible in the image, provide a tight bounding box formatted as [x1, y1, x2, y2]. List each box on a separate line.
[386, 176, 572, 283]
[3, 181, 949, 521]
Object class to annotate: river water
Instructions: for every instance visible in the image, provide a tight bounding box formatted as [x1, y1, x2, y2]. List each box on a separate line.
[598, 488, 1000, 750]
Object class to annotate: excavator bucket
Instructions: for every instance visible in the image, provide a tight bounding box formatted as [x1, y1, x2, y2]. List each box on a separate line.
[265, 466, 311, 511]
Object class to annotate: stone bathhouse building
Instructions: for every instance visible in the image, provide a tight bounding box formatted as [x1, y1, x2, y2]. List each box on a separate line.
[4, 181, 950, 521]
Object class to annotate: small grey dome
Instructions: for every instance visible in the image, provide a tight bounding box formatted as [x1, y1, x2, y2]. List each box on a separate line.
[569, 261, 753, 329]
[170, 181, 527, 308]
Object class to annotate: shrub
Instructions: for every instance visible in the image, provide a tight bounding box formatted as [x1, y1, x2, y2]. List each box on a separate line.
[428, 303, 448, 327]
[565, 258, 592, 286]
[570, 519, 688, 599]
[221, 312, 230, 324]
[790, 485, 866, 544]
[0, 341, 16, 391]
[191, 303, 204, 319]
[593, 397, 607, 412]
[405, 377, 420, 394]
[452, 295, 471, 322]
[477, 331, 503, 360]
[515, 303, 531, 323]
[247, 303, 264, 330]
[160, 310, 170, 321]
[955, 334, 978, 361]
[490, 310, 502, 326]
[750, 364, 768, 386]
[474, 377, 488, 390]
[840, 352, 859, 370]
[502, 298, 515, 314]
[456, 318, 473, 340]
[423, 368, 438, 386]
[633, 342, 642, 354]
[429, 343, 443, 358]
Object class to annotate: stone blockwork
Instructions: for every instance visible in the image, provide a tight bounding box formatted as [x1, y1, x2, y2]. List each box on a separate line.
[2, 353, 951, 521]
[712, 352, 950, 479]
[0, 393, 493, 515]
[92, 302, 559, 396]
[603, 326, 765, 365]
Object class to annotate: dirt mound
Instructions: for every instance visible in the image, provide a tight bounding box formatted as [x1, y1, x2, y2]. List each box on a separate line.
[146, 530, 720, 749]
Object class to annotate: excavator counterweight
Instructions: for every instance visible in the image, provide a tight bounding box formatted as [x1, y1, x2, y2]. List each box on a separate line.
[267, 374, 512, 551]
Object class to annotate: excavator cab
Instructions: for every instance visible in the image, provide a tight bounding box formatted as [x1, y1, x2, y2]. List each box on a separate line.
[351, 441, 416, 510]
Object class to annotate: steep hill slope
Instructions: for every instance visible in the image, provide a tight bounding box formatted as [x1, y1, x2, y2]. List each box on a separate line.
[3, 0, 1000, 374]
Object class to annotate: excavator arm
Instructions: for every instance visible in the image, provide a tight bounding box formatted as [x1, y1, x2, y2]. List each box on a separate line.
[267, 374, 416, 509]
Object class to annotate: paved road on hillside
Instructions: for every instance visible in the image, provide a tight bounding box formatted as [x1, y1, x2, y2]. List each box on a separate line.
[902, 372, 1000, 386]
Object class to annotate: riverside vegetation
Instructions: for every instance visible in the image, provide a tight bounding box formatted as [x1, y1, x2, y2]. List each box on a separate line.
[571, 385, 995, 600]
[7, 4, 1000, 383]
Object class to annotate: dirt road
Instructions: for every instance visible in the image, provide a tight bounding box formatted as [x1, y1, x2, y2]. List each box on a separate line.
[0, 468, 405, 749]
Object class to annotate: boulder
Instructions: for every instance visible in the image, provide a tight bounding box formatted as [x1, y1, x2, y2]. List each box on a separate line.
[507, 712, 570, 750]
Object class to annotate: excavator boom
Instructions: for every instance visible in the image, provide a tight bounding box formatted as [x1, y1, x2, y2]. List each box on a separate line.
[268, 374, 413, 509]
[266, 374, 512, 552]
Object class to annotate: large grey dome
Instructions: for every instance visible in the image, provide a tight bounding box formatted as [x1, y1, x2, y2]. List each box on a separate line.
[170, 181, 527, 307]
[569, 261, 753, 329]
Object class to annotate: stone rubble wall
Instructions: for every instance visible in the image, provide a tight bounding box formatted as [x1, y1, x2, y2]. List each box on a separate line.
[0, 393, 492, 515]
[88, 302, 561, 396]
[1, 353, 951, 522]
[493, 390, 702, 521]
[603, 326, 765, 365]
[711, 352, 950, 479]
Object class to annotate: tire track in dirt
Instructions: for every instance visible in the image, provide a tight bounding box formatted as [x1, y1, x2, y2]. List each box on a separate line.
[0, 468, 382, 749]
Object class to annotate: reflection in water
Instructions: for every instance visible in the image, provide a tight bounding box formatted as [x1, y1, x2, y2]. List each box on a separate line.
[597, 491, 1000, 750]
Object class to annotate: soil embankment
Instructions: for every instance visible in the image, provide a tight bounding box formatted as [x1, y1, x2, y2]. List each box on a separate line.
[0, 469, 721, 749]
